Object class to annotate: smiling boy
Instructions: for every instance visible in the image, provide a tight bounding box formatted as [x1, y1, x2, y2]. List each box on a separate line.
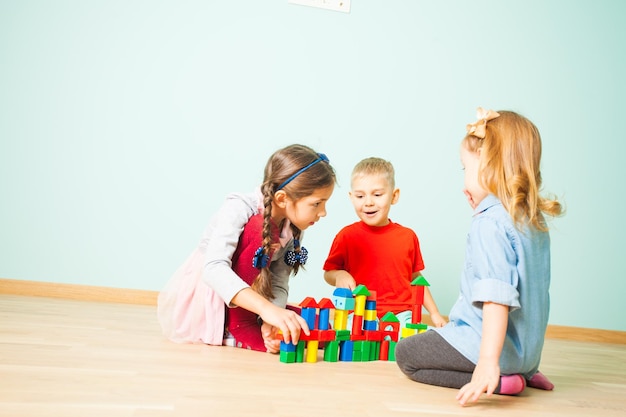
[323, 157, 446, 327]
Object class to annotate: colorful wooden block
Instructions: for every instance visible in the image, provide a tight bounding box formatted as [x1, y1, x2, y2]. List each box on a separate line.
[323, 341, 339, 362]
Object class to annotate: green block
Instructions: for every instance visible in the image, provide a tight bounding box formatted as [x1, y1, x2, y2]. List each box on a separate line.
[296, 340, 306, 362]
[353, 284, 371, 296]
[411, 276, 430, 286]
[361, 341, 371, 361]
[280, 351, 296, 363]
[387, 341, 396, 361]
[380, 312, 399, 322]
[369, 341, 380, 361]
[335, 330, 351, 341]
[324, 341, 339, 362]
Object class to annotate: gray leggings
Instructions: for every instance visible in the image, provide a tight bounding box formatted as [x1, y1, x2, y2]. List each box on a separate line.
[395, 330, 482, 389]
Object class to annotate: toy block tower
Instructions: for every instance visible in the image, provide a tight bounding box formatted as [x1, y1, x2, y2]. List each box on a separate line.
[379, 312, 400, 341]
[410, 275, 430, 324]
[363, 291, 378, 331]
[401, 276, 430, 339]
[278, 279, 438, 364]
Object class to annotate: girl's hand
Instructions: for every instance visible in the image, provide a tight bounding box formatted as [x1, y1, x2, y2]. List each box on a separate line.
[457, 302, 508, 405]
[261, 322, 280, 353]
[260, 304, 310, 345]
[456, 361, 501, 406]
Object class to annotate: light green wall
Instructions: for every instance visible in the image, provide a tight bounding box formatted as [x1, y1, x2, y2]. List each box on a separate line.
[1, 1, 625, 331]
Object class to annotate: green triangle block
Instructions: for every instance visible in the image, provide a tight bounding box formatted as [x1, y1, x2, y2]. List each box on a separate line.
[352, 284, 371, 296]
[411, 276, 430, 286]
[380, 311, 399, 322]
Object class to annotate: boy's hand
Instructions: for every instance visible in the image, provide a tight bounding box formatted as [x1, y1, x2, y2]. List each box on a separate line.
[335, 273, 356, 291]
[430, 312, 447, 328]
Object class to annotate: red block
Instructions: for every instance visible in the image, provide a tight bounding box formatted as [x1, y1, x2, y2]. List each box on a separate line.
[352, 315, 363, 336]
[412, 304, 422, 324]
[380, 340, 389, 360]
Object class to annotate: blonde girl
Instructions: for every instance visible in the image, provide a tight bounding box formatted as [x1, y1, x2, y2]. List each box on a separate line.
[395, 108, 563, 405]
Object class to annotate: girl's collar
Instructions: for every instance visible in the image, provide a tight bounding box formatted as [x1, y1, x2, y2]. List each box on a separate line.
[279, 219, 293, 247]
[473, 194, 500, 215]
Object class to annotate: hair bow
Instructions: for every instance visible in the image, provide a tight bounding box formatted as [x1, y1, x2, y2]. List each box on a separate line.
[466, 107, 500, 138]
[284, 244, 308, 267]
[252, 247, 270, 269]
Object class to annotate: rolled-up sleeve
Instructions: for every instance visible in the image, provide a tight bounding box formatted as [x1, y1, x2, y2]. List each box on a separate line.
[472, 279, 520, 310]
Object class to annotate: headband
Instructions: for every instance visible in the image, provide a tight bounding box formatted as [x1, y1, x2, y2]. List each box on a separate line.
[466, 107, 500, 139]
[276, 153, 329, 191]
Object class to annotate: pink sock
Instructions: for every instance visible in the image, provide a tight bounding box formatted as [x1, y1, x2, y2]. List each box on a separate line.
[498, 374, 526, 395]
[527, 371, 555, 390]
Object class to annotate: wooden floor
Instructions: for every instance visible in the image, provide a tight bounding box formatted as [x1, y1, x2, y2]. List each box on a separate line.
[1, 295, 625, 417]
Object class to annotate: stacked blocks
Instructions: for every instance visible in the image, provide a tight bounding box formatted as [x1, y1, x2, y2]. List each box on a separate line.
[279, 278, 431, 364]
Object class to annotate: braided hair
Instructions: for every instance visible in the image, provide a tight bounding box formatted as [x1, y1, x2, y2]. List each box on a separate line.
[251, 144, 336, 299]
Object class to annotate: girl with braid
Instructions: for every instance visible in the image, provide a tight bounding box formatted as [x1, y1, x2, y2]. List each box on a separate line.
[158, 144, 336, 353]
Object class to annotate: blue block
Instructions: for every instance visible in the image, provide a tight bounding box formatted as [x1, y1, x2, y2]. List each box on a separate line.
[332, 288, 355, 310]
[339, 340, 354, 361]
[318, 309, 330, 330]
[363, 320, 377, 331]
[301, 307, 317, 329]
[280, 341, 296, 352]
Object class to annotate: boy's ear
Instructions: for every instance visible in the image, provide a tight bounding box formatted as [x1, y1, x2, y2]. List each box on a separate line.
[274, 190, 288, 208]
[391, 188, 400, 205]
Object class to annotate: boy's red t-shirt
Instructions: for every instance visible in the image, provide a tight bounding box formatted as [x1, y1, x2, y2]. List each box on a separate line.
[323, 220, 424, 315]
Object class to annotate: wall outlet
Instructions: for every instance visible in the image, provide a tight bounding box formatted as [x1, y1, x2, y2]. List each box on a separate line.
[288, 0, 351, 13]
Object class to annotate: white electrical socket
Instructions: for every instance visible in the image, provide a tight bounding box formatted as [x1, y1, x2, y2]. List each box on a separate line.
[288, 0, 351, 13]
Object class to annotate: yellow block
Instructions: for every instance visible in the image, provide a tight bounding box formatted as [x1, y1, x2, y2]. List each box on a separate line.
[401, 327, 417, 339]
[333, 309, 348, 330]
[364, 309, 377, 321]
[305, 340, 319, 363]
[354, 295, 366, 315]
